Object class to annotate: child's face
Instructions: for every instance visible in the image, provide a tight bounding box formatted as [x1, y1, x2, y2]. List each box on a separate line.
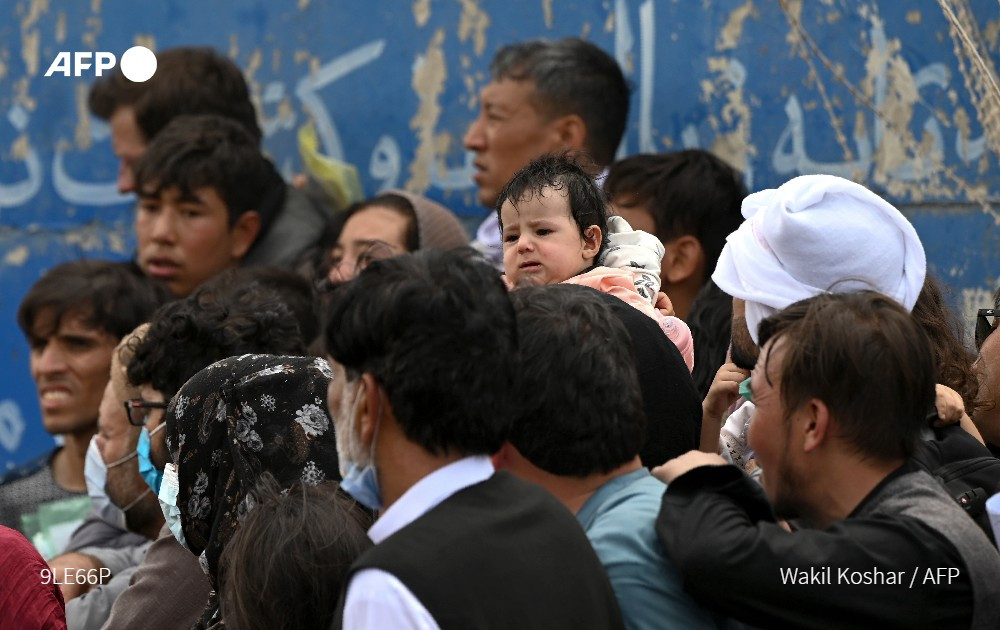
[500, 187, 600, 288]
[136, 185, 259, 297]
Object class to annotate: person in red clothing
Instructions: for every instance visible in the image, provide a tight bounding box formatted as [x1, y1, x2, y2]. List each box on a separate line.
[0, 525, 67, 630]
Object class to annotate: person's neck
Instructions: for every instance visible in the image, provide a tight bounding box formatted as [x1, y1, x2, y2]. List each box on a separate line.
[801, 455, 904, 528]
[540, 457, 643, 515]
[377, 433, 465, 510]
[52, 428, 96, 492]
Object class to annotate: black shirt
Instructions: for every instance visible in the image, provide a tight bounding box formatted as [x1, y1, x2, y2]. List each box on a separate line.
[656, 463, 975, 629]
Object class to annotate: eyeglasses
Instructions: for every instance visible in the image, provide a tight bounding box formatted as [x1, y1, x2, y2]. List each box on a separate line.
[124, 398, 168, 426]
[976, 308, 998, 351]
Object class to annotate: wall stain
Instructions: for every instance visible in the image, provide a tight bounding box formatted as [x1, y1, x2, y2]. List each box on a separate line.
[74, 83, 91, 151]
[716, 0, 754, 51]
[413, 0, 430, 27]
[906, 10, 920, 25]
[407, 28, 447, 192]
[4, 245, 29, 267]
[542, 0, 553, 29]
[55, 11, 66, 43]
[457, 0, 490, 57]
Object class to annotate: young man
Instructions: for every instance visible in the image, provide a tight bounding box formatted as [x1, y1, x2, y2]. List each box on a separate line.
[88, 46, 330, 268]
[2, 261, 167, 537]
[131, 114, 279, 297]
[464, 38, 629, 268]
[604, 150, 748, 396]
[654, 291, 1000, 628]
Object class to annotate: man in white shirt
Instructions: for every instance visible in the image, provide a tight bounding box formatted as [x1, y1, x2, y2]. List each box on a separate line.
[324, 249, 624, 630]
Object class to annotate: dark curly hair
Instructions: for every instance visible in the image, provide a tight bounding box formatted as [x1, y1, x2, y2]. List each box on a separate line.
[127, 272, 307, 398]
[911, 272, 980, 414]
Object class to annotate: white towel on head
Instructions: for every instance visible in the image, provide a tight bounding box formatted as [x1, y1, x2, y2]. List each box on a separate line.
[712, 174, 926, 344]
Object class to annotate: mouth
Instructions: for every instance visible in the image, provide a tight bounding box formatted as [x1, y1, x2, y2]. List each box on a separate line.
[39, 386, 72, 409]
[145, 257, 180, 279]
[519, 261, 542, 272]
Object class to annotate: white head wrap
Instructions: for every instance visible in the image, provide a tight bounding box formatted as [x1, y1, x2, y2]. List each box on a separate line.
[712, 174, 926, 344]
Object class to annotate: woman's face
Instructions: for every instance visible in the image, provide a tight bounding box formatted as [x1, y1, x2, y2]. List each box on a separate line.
[327, 206, 411, 284]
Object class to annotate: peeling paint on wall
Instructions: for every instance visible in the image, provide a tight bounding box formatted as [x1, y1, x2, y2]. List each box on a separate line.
[705, 57, 755, 174]
[3, 246, 29, 267]
[55, 11, 65, 43]
[407, 29, 447, 192]
[413, 0, 431, 27]
[542, 0, 553, 29]
[905, 10, 920, 25]
[74, 83, 91, 151]
[716, 0, 754, 51]
[230, 33, 239, 59]
[457, 0, 490, 57]
[134, 34, 155, 51]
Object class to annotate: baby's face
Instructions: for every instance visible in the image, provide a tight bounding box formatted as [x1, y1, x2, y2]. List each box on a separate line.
[500, 187, 598, 288]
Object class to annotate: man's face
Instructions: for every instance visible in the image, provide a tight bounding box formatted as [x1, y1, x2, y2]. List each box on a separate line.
[463, 78, 566, 208]
[327, 206, 411, 285]
[325, 357, 366, 473]
[500, 187, 595, 288]
[747, 338, 806, 519]
[96, 382, 140, 504]
[136, 185, 253, 297]
[109, 106, 147, 194]
[29, 309, 118, 436]
[973, 327, 1000, 445]
[730, 298, 760, 370]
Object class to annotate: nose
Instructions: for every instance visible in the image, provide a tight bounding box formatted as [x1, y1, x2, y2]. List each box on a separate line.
[33, 342, 68, 377]
[149, 208, 178, 243]
[463, 115, 485, 151]
[516, 234, 534, 253]
[117, 161, 135, 194]
[327, 257, 356, 285]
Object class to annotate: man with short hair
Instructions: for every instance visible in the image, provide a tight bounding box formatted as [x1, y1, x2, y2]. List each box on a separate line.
[464, 37, 629, 268]
[2, 261, 167, 540]
[604, 150, 747, 396]
[325, 249, 624, 629]
[89, 46, 330, 268]
[497, 284, 724, 628]
[654, 291, 1000, 628]
[973, 288, 1000, 453]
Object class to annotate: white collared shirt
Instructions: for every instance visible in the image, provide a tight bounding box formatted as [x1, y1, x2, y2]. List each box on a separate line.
[342, 456, 495, 630]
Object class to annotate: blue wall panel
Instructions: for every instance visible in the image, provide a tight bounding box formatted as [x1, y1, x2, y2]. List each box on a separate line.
[2, 0, 999, 469]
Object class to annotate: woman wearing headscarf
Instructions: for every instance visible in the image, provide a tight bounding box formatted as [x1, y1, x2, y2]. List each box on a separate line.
[162, 354, 365, 628]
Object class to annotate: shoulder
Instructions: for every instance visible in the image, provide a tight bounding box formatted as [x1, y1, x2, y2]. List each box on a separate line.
[343, 568, 440, 630]
[0, 449, 56, 486]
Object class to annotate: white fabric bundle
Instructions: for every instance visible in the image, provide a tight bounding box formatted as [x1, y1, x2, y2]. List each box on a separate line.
[713, 174, 926, 344]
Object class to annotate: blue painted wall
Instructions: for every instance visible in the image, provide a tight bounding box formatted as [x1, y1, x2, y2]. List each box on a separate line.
[2, 0, 999, 470]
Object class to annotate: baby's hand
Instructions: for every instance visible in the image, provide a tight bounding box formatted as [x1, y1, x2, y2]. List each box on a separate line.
[655, 291, 675, 318]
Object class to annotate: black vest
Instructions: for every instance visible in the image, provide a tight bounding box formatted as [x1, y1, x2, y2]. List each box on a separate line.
[333, 472, 624, 629]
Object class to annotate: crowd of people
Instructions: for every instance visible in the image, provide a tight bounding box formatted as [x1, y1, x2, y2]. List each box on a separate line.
[1, 35, 999, 630]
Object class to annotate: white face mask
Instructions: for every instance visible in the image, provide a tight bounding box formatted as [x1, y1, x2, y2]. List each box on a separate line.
[158, 463, 188, 550]
[85, 436, 128, 531]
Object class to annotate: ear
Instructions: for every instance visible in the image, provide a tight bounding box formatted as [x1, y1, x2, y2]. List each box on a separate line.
[801, 398, 831, 453]
[551, 113, 587, 151]
[356, 373, 382, 448]
[229, 211, 262, 260]
[662, 235, 705, 284]
[582, 225, 602, 259]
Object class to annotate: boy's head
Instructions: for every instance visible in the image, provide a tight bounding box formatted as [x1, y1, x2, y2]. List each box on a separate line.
[88, 46, 261, 194]
[133, 114, 282, 297]
[496, 154, 607, 288]
[17, 260, 169, 436]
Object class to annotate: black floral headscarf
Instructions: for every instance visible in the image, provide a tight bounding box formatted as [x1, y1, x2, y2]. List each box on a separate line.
[164, 354, 340, 626]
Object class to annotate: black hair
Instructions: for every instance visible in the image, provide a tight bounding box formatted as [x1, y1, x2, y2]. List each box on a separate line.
[218, 475, 371, 630]
[127, 273, 307, 398]
[496, 153, 609, 260]
[18, 259, 171, 343]
[757, 291, 937, 461]
[133, 115, 283, 236]
[88, 46, 261, 144]
[324, 249, 517, 456]
[509, 284, 645, 476]
[490, 38, 629, 167]
[603, 150, 747, 284]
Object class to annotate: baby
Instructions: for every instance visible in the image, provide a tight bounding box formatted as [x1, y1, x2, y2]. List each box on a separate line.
[497, 154, 694, 371]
